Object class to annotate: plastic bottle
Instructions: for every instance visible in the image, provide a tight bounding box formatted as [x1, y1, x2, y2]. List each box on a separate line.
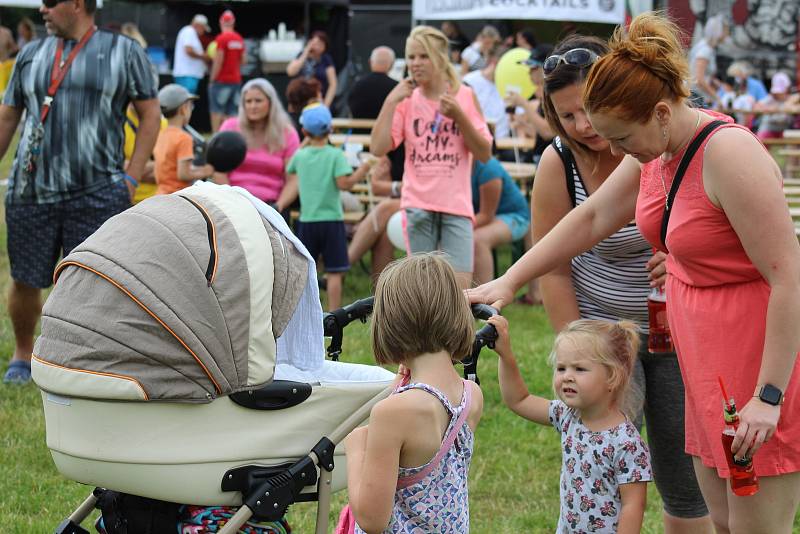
[721, 398, 759, 496]
[647, 286, 673, 353]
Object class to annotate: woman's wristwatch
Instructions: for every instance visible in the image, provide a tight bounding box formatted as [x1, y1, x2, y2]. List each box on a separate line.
[755, 383, 784, 406]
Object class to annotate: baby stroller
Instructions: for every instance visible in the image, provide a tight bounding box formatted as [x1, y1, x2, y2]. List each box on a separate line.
[34, 183, 497, 534]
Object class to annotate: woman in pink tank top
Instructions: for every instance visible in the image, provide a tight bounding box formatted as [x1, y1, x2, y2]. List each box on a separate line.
[468, 13, 800, 533]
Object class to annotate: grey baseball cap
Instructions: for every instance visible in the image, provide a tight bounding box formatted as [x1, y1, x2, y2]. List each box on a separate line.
[158, 84, 198, 112]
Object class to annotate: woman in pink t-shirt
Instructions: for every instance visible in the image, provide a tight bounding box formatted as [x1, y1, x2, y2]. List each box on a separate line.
[216, 78, 300, 210]
[371, 26, 492, 288]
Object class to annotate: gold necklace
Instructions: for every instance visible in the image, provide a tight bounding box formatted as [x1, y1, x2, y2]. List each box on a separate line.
[659, 110, 702, 208]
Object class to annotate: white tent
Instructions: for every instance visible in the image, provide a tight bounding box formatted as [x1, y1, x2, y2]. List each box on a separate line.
[412, 0, 624, 25]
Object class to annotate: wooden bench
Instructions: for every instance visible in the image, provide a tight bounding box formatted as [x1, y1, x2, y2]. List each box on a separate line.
[331, 118, 376, 132]
[499, 161, 537, 197]
[329, 133, 371, 148]
[495, 136, 536, 151]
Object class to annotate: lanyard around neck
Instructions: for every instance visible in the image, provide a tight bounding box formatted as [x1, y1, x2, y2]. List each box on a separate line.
[40, 25, 96, 123]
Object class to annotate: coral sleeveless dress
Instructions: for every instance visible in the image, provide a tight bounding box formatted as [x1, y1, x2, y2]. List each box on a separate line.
[635, 111, 800, 477]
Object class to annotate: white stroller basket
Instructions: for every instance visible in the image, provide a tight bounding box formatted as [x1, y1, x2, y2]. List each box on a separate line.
[33, 184, 394, 534]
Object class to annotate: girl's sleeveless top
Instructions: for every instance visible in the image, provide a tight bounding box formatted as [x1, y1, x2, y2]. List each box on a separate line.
[553, 137, 652, 331]
[355, 380, 474, 534]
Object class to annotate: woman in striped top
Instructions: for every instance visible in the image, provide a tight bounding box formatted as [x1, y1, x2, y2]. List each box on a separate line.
[505, 35, 711, 533]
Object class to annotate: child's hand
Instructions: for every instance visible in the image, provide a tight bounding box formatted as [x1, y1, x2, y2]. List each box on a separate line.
[439, 90, 463, 120]
[487, 315, 513, 359]
[388, 78, 414, 104]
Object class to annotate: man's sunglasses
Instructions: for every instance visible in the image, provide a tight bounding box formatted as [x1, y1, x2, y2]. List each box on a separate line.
[543, 48, 600, 76]
[42, 0, 72, 8]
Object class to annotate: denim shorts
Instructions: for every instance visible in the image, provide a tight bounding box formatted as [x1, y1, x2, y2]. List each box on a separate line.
[296, 220, 349, 273]
[208, 82, 240, 116]
[497, 212, 530, 242]
[5, 180, 131, 288]
[404, 208, 473, 273]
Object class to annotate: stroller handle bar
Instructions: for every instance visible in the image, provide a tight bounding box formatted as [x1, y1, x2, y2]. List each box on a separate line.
[323, 296, 499, 383]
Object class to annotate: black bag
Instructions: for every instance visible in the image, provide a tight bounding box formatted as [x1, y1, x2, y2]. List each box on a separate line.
[95, 490, 181, 534]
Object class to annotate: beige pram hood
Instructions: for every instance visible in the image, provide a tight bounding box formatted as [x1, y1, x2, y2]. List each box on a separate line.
[32, 185, 309, 402]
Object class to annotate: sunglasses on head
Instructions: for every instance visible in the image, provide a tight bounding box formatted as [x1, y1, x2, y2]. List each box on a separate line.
[543, 48, 600, 76]
[42, 0, 71, 8]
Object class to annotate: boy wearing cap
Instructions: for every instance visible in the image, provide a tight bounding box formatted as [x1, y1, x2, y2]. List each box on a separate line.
[286, 105, 372, 310]
[209, 10, 245, 132]
[154, 84, 215, 195]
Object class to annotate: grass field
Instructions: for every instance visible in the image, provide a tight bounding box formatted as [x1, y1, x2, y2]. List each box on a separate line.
[0, 143, 796, 533]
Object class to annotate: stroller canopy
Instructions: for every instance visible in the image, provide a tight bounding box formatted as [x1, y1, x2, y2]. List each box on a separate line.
[33, 186, 308, 402]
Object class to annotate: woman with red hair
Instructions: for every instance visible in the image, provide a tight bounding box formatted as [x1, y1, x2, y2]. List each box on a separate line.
[469, 12, 800, 532]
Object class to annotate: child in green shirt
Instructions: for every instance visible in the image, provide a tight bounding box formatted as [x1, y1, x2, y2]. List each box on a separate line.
[287, 105, 371, 310]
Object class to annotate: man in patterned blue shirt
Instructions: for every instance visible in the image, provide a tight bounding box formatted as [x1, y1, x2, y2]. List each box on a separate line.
[0, 0, 160, 383]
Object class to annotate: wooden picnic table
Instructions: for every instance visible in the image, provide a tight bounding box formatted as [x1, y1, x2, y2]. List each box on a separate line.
[495, 137, 536, 151]
[331, 118, 376, 132]
[329, 133, 372, 148]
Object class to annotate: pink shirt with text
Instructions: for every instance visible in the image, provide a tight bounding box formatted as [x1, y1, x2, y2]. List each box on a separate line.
[391, 85, 491, 219]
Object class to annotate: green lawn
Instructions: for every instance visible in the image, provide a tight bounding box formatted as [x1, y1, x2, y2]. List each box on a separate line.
[0, 143, 794, 533]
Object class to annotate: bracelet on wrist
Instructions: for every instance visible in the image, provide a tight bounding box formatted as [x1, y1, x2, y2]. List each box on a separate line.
[123, 174, 138, 188]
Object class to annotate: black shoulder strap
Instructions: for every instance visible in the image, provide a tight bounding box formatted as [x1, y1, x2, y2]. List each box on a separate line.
[553, 138, 577, 207]
[660, 120, 727, 250]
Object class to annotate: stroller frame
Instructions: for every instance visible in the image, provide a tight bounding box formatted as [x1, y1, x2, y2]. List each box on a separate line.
[54, 299, 498, 534]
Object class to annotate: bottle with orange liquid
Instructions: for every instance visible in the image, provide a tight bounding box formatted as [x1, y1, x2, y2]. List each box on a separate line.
[647, 286, 673, 353]
[721, 397, 759, 496]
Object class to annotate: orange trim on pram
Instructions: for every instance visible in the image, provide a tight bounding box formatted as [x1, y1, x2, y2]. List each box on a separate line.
[54, 261, 223, 395]
[31, 354, 150, 400]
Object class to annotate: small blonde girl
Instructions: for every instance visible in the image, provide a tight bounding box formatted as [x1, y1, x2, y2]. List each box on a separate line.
[343, 253, 484, 534]
[489, 316, 651, 534]
[370, 26, 492, 289]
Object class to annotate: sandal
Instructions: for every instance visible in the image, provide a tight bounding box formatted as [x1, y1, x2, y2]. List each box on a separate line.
[3, 360, 31, 385]
[514, 293, 542, 306]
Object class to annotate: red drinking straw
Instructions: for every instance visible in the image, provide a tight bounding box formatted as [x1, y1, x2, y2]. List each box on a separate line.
[718, 376, 731, 411]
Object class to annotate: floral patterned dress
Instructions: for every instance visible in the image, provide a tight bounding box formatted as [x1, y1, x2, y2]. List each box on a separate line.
[549, 400, 652, 533]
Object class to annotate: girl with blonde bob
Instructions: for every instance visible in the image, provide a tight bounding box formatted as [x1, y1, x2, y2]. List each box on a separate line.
[215, 78, 300, 210]
[469, 11, 800, 533]
[371, 26, 492, 289]
[343, 253, 484, 533]
[489, 315, 651, 533]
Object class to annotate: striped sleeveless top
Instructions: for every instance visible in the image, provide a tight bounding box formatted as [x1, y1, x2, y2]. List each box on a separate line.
[553, 137, 652, 332]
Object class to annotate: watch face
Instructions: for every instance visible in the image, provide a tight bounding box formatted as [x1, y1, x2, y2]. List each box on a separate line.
[761, 384, 782, 405]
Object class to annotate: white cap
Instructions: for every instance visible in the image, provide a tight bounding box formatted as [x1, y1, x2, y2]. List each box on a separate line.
[191, 14, 210, 32]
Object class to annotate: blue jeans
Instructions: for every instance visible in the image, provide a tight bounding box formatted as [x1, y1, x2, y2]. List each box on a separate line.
[208, 82, 240, 116]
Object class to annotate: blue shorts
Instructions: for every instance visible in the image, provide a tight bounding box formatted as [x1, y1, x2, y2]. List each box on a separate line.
[174, 76, 201, 95]
[497, 212, 530, 242]
[208, 82, 240, 116]
[296, 220, 349, 273]
[5, 180, 131, 288]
